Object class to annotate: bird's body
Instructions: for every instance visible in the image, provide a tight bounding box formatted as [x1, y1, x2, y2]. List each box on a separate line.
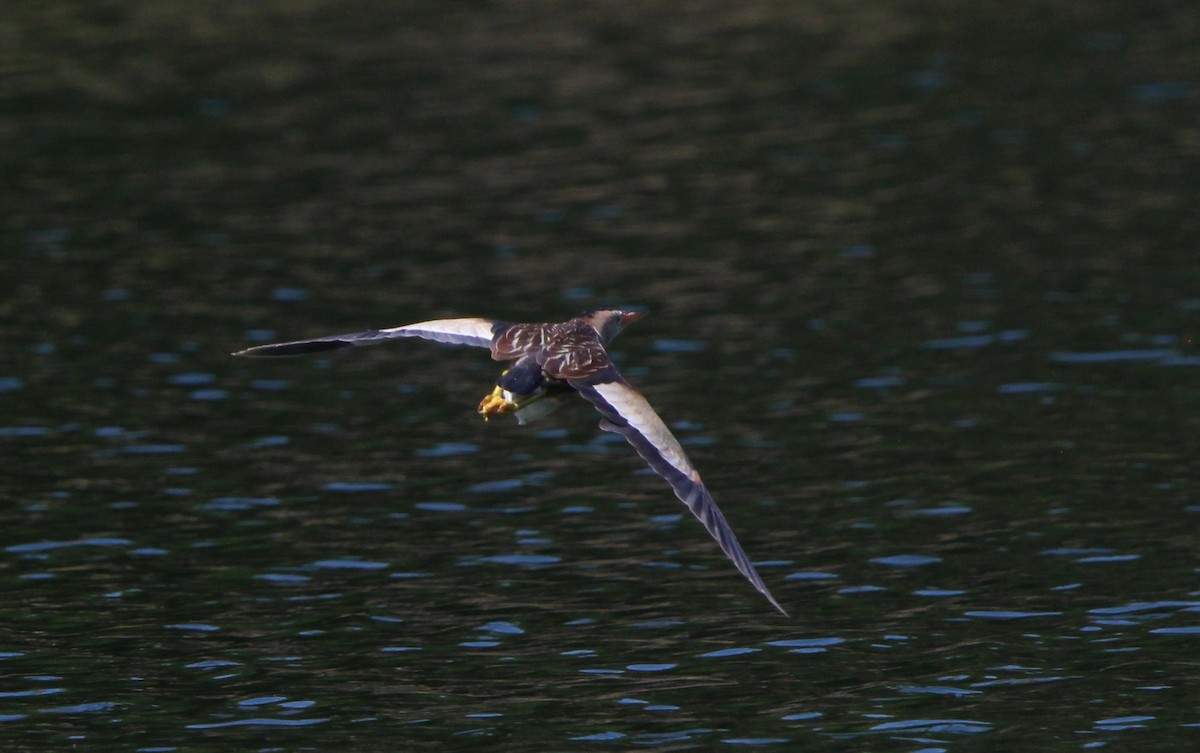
[235, 309, 785, 615]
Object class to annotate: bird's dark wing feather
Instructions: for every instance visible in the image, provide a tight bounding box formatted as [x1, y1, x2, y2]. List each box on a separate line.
[540, 325, 611, 379]
[491, 322, 553, 361]
[234, 318, 504, 357]
[569, 367, 786, 616]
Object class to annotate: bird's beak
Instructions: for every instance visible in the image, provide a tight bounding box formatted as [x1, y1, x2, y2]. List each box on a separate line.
[620, 310, 647, 326]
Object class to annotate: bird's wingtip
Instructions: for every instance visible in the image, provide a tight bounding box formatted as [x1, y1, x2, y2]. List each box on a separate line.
[761, 590, 789, 617]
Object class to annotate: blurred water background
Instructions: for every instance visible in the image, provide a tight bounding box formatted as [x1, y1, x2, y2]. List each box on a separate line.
[2, 1, 1198, 750]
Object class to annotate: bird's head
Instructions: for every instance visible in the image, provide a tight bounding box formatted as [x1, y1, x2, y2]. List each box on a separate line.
[581, 308, 646, 343]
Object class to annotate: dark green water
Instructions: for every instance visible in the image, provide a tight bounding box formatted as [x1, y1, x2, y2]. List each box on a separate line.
[3, 2, 1198, 750]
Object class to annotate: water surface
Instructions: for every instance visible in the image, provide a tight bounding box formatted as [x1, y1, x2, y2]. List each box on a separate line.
[3, 1, 1198, 750]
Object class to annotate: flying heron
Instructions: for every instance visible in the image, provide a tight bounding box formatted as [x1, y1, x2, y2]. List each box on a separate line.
[234, 309, 786, 615]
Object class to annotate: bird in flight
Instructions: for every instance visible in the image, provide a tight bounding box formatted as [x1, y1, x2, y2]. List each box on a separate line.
[234, 309, 786, 615]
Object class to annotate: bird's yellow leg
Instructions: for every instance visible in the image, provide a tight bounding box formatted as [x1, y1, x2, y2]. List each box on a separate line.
[477, 385, 516, 420]
[477, 370, 546, 421]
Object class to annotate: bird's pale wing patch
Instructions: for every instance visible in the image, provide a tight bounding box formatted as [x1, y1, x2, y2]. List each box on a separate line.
[571, 372, 787, 616]
[590, 381, 698, 483]
[383, 318, 503, 348]
[234, 317, 501, 356]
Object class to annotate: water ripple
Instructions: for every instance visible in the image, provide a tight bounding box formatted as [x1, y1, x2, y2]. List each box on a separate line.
[39, 702, 119, 715]
[626, 663, 676, 672]
[970, 676, 1074, 688]
[1095, 714, 1154, 729]
[239, 695, 288, 707]
[168, 372, 215, 386]
[871, 554, 942, 567]
[838, 585, 888, 594]
[310, 559, 389, 570]
[202, 497, 279, 511]
[868, 718, 991, 734]
[478, 621, 525, 635]
[0, 426, 49, 438]
[897, 685, 981, 697]
[766, 637, 845, 650]
[256, 573, 311, 583]
[1128, 81, 1194, 103]
[466, 479, 525, 494]
[186, 660, 241, 670]
[700, 647, 761, 658]
[415, 442, 479, 458]
[1075, 554, 1140, 564]
[571, 731, 625, 741]
[270, 287, 310, 302]
[915, 588, 966, 597]
[0, 688, 64, 698]
[1089, 600, 1200, 616]
[471, 554, 561, 567]
[7, 537, 132, 553]
[785, 571, 838, 581]
[1041, 547, 1113, 557]
[415, 501, 467, 512]
[855, 376, 904, 389]
[904, 505, 972, 517]
[123, 444, 186, 454]
[187, 717, 329, 729]
[998, 382, 1062, 394]
[782, 712, 823, 721]
[924, 335, 995, 349]
[250, 379, 291, 391]
[652, 339, 708, 353]
[321, 482, 396, 493]
[631, 619, 685, 629]
[1049, 348, 1177, 364]
[964, 610, 1063, 620]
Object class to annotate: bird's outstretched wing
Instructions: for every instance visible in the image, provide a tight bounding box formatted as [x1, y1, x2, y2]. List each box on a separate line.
[233, 318, 503, 357]
[569, 367, 787, 616]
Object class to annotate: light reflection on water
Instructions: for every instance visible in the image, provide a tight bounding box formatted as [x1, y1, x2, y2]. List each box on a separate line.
[5, 479, 1199, 746]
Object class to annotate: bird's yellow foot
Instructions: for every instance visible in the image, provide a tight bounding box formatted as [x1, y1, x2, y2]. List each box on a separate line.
[478, 387, 517, 420]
